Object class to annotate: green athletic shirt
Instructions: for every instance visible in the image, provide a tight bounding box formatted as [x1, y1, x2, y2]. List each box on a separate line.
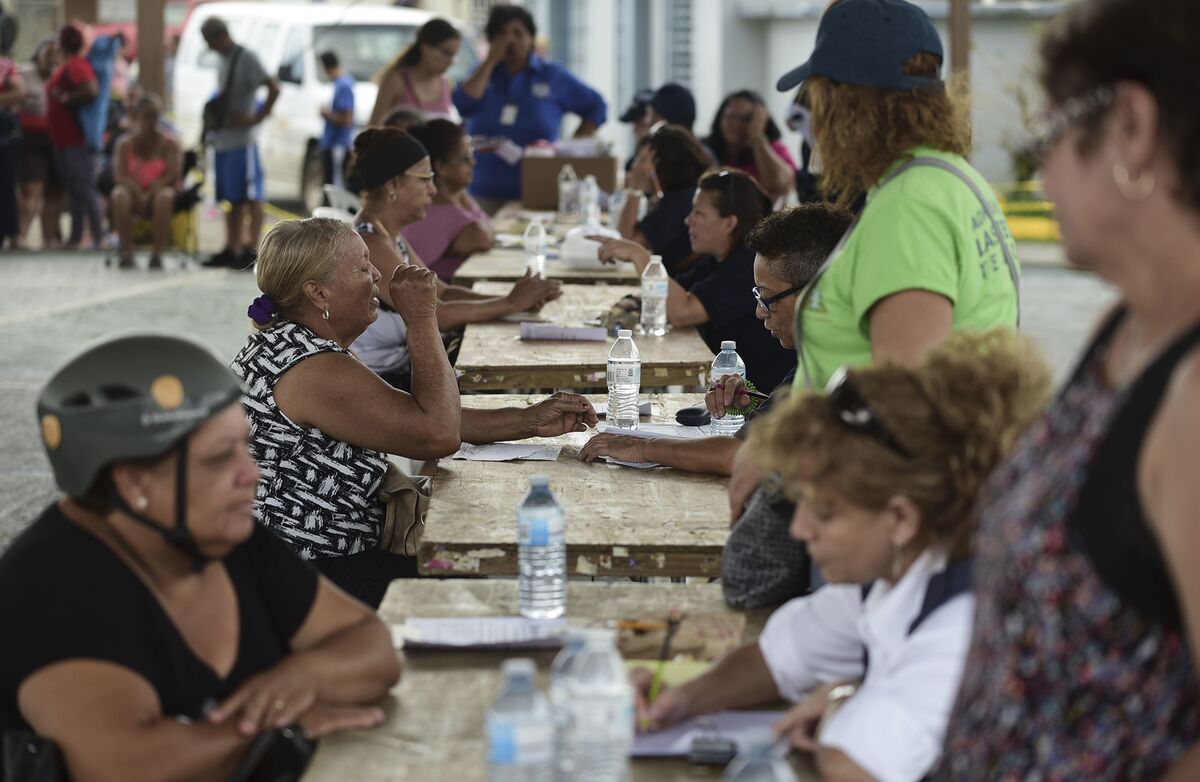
[793, 145, 1020, 391]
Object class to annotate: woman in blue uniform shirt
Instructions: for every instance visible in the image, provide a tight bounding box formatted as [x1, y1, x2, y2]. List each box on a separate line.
[454, 5, 607, 208]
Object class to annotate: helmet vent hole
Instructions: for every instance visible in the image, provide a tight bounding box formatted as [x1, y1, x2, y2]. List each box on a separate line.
[99, 385, 140, 402]
[60, 392, 91, 408]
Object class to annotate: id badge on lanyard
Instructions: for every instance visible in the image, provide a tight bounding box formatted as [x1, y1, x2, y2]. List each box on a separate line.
[500, 103, 518, 126]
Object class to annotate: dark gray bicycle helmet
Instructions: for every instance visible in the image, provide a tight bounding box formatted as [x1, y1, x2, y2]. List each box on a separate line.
[37, 333, 245, 567]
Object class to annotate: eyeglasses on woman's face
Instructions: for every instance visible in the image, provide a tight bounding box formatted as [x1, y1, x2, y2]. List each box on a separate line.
[824, 367, 913, 459]
[1022, 85, 1114, 166]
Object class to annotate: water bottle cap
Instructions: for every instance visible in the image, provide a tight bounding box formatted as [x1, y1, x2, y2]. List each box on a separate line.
[650, 254, 663, 265]
[738, 727, 778, 756]
[579, 627, 618, 645]
[502, 658, 537, 678]
[529, 475, 550, 488]
[721, 340, 737, 350]
[617, 329, 633, 338]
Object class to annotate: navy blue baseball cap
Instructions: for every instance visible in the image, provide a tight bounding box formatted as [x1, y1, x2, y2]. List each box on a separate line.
[619, 88, 655, 123]
[776, 0, 944, 93]
[651, 83, 697, 130]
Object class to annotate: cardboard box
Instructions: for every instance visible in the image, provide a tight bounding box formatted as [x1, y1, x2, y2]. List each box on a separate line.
[521, 155, 620, 210]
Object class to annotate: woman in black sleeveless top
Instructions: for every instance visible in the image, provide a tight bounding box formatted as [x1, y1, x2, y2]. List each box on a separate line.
[935, 1, 1200, 778]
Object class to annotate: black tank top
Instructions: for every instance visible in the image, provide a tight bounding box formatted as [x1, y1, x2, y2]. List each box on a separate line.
[1069, 307, 1200, 629]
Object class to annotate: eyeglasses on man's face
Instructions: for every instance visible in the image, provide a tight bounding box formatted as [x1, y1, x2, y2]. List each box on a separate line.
[752, 284, 804, 312]
[824, 367, 913, 459]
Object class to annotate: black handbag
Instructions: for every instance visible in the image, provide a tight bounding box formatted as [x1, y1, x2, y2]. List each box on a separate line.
[1, 731, 66, 782]
[201, 46, 243, 146]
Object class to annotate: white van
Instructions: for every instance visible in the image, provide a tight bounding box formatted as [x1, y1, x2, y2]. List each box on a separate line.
[173, 2, 476, 213]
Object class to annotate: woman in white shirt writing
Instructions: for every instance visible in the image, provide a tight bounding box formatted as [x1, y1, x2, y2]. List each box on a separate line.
[632, 329, 1050, 782]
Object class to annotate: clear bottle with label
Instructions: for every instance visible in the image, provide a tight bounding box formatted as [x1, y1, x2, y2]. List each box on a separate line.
[710, 340, 747, 436]
[564, 629, 634, 782]
[557, 164, 579, 221]
[523, 219, 548, 277]
[721, 727, 798, 781]
[579, 174, 601, 227]
[640, 254, 669, 337]
[606, 329, 641, 431]
[517, 476, 566, 619]
[487, 658, 555, 782]
[549, 631, 586, 781]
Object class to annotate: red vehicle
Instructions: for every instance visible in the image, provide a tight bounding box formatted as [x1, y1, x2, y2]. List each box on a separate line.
[89, 0, 208, 60]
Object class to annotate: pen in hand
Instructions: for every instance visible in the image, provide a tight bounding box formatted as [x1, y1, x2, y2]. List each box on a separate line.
[643, 607, 684, 729]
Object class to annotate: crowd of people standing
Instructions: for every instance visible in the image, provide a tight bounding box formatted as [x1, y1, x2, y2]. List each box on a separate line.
[2, 0, 1200, 780]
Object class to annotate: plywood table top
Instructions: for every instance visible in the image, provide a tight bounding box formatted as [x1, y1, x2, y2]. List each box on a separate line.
[455, 284, 714, 391]
[306, 580, 819, 781]
[420, 393, 728, 578]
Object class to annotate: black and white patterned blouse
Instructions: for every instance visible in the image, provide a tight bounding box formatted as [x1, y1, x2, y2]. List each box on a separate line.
[231, 321, 386, 559]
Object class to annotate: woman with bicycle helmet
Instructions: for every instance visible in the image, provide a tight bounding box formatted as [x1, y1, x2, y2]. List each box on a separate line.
[0, 334, 400, 779]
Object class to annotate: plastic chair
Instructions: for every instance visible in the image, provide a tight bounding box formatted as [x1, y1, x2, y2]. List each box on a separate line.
[322, 184, 361, 217]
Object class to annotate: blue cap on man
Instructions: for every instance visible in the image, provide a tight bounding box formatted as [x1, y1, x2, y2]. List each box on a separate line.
[775, 0, 944, 93]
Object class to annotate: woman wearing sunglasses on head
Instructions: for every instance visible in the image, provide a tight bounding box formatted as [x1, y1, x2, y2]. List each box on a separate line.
[632, 329, 1051, 782]
[936, 1, 1200, 778]
[589, 168, 794, 391]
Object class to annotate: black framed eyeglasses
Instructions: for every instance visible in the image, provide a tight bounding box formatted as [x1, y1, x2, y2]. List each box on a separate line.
[824, 367, 913, 459]
[752, 284, 804, 312]
[1022, 85, 1114, 166]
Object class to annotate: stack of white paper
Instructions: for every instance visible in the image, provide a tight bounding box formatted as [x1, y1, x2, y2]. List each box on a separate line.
[394, 617, 568, 649]
[452, 443, 563, 462]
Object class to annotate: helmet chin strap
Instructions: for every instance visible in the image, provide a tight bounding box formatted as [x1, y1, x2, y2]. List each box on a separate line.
[114, 439, 212, 573]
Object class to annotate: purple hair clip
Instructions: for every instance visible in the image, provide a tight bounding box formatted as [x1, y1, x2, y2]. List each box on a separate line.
[247, 294, 278, 325]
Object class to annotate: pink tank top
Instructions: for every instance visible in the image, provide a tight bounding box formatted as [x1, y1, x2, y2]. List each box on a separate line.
[125, 142, 169, 190]
[399, 69, 453, 117]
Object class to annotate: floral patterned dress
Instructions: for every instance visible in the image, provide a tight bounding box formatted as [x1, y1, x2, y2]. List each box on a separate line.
[935, 309, 1200, 780]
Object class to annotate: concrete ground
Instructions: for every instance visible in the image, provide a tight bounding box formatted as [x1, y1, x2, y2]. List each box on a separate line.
[0, 215, 1117, 551]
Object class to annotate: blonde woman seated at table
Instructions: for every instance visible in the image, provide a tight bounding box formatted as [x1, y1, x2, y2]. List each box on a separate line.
[234, 217, 595, 607]
[591, 168, 794, 390]
[402, 119, 493, 283]
[349, 127, 560, 386]
[580, 203, 853, 474]
[632, 330, 1051, 782]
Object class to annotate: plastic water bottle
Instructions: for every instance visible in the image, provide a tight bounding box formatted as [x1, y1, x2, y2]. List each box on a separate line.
[722, 728, 797, 781]
[487, 658, 555, 782]
[607, 189, 627, 225]
[564, 629, 634, 782]
[640, 254, 668, 337]
[557, 164, 579, 221]
[607, 329, 641, 431]
[579, 174, 601, 227]
[549, 631, 586, 781]
[523, 220, 548, 278]
[710, 340, 747, 436]
[518, 476, 566, 620]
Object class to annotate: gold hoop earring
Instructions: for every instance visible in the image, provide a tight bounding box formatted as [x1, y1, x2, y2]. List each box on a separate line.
[1113, 163, 1156, 202]
[322, 308, 330, 321]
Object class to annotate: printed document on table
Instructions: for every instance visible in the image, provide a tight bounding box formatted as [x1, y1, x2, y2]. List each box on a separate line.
[394, 617, 568, 649]
[452, 443, 563, 462]
[631, 711, 787, 758]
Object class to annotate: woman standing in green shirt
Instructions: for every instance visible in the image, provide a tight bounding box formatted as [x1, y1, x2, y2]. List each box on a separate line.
[729, 0, 1021, 521]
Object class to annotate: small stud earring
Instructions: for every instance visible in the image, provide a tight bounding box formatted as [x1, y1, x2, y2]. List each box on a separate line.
[136, 496, 149, 510]
[323, 307, 330, 321]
